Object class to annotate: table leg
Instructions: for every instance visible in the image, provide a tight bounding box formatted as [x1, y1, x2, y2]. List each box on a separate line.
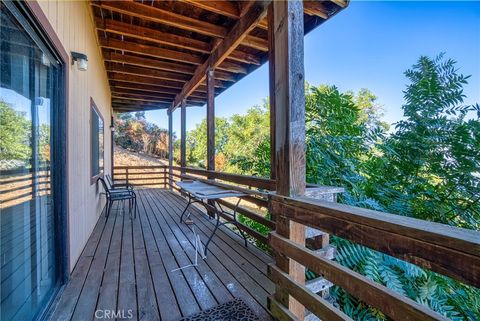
[204, 211, 220, 257]
[180, 194, 192, 223]
[232, 198, 248, 247]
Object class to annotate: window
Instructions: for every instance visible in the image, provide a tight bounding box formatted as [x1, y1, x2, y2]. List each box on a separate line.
[90, 98, 104, 183]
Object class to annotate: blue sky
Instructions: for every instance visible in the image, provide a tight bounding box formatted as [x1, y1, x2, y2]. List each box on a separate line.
[145, 1, 480, 134]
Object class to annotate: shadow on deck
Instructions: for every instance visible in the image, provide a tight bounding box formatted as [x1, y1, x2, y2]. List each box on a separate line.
[50, 189, 274, 321]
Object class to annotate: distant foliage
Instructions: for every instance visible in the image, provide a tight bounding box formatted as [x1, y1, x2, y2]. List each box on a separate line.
[114, 111, 171, 158]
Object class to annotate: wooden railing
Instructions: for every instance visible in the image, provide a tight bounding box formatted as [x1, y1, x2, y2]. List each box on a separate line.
[112, 164, 480, 321]
[0, 167, 51, 209]
[268, 194, 480, 321]
[113, 165, 167, 188]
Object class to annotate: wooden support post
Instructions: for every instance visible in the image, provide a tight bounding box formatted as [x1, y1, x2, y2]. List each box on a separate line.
[180, 99, 186, 177]
[168, 109, 173, 189]
[206, 68, 215, 173]
[206, 68, 216, 217]
[268, 3, 276, 181]
[273, 1, 306, 320]
[163, 166, 167, 188]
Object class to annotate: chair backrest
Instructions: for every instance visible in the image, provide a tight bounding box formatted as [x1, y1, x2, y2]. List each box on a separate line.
[97, 177, 111, 194]
[105, 174, 114, 187]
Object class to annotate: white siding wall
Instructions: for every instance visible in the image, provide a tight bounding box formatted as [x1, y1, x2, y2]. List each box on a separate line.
[38, 0, 112, 271]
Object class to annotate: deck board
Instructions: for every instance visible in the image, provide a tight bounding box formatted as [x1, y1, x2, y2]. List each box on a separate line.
[50, 189, 273, 321]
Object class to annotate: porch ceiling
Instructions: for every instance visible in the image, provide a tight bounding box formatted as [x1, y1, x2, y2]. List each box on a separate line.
[90, 0, 347, 113]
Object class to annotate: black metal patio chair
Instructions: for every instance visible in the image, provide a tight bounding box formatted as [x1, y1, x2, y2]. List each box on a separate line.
[98, 177, 137, 219]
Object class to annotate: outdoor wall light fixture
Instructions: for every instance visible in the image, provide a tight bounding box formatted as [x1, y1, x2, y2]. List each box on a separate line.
[109, 124, 115, 132]
[71, 51, 88, 71]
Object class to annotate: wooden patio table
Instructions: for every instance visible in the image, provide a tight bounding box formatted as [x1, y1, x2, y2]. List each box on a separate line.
[176, 180, 249, 256]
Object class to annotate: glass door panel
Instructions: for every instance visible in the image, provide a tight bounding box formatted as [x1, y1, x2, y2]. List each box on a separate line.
[1, 3, 60, 321]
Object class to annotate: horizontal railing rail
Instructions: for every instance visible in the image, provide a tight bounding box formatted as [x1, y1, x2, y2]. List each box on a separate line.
[113, 165, 167, 188]
[0, 167, 51, 208]
[268, 194, 480, 321]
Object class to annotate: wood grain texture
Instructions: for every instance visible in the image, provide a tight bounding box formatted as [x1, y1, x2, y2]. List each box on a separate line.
[50, 189, 274, 321]
[207, 69, 216, 173]
[272, 1, 307, 319]
[270, 197, 480, 287]
[268, 296, 300, 321]
[269, 265, 352, 321]
[93, 1, 228, 38]
[99, 38, 204, 65]
[268, 3, 276, 181]
[180, 100, 187, 173]
[269, 232, 449, 321]
[168, 111, 173, 190]
[273, 0, 306, 197]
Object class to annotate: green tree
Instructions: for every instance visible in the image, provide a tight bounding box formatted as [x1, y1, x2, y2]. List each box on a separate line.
[332, 55, 480, 320]
[369, 54, 480, 229]
[225, 102, 271, 176]
[0, 100, 31, 161]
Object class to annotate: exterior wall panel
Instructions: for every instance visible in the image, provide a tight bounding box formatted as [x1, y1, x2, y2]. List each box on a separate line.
[37, 0, 112, 271]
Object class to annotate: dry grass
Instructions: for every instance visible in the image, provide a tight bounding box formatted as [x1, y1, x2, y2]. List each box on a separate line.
[114, 146, 167, 167]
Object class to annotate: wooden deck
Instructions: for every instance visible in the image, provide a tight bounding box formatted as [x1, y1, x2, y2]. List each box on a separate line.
[50, 189, 274, 321]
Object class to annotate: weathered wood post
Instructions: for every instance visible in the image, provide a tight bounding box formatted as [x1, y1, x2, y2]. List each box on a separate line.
[180, 99, 186, 178]
[206, 68, 216, 217]
[206, 68, 215, 174]
[268, 3, 276, 181]
[272, 0, 306, 319]
[168, 109, 173, 190]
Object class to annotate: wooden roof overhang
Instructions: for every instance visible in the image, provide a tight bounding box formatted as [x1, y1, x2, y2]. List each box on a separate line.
[90, 0, 348, 113]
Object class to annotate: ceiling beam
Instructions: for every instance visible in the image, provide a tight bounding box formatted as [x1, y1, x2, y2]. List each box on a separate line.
[228, 50, 260, 65]
[112, 88, 206, 104]
[109, 80, 207, 98]
[303, 1, 329, 19]
[99, 38, 204, 65]
[112, 95, 172, 104]
[93, 1, 227, 38]
[219, 60, 248, 74]
[98, 18, 211, 53]
[103, 49, 245, 76]
[112, 88, 176, 99]
[104, 52, 196, 75]
[113, 100, 170, 109]
[114, 106, 166, 112]
[331, 0, 348, 8]
[109, 73, 185, 90]
[172, 1, 270, 110]
[243, 35, 268, 51]
[106, 63, 191, 82]
[108, 74, 216, 94]
[106, 63, 227, 88]
[95, 8, 267, 53]
[179, 0, 240, 19]
[104, 53, 237, 82]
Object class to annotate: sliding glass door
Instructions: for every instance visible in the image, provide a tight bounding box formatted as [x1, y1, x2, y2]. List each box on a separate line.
[1, 2, 64, 321]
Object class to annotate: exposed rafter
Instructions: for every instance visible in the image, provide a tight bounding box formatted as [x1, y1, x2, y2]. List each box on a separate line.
[171, 1, 271, 110]
[93, 1, 228, 38]
[90, 0, 348, 111]
[179, 0, 241, 19]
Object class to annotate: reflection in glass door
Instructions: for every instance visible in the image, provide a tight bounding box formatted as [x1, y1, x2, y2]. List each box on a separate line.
[1, 2, 62, 321]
